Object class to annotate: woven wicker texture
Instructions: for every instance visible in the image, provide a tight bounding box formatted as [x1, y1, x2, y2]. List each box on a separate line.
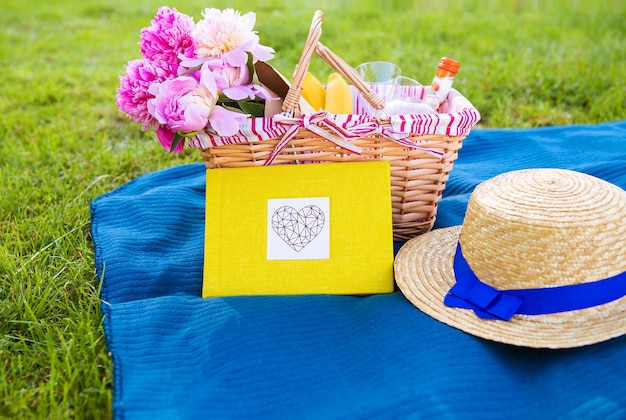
[200, 10, 475, 241]
[394, 168, 626, 348]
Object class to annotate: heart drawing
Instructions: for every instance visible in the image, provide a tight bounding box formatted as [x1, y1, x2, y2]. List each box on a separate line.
[271, 205, 326, 252]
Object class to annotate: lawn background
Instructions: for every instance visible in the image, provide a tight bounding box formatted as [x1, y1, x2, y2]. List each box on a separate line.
[1, 0, 625, 417]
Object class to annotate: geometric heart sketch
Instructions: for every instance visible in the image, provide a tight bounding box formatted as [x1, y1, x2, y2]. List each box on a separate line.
[271, 205, 325, 252]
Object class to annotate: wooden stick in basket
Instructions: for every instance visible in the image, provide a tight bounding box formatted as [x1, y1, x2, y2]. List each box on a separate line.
[314, 41, 387, 115]
[282, 10, 324, 116]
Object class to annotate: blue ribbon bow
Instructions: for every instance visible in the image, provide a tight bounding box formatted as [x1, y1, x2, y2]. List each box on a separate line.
[444, 243, 626, 321]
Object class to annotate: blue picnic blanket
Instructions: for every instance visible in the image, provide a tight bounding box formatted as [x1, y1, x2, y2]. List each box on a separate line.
[91, 121, 626, 419]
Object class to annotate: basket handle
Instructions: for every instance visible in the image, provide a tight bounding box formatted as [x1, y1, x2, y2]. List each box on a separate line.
[281, 10, 324, 115]
[314, 41, 386, 112]
[282, 10, 387, 116]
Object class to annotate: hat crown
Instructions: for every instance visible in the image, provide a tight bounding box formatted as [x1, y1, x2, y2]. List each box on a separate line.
[460, 169, 626, 290]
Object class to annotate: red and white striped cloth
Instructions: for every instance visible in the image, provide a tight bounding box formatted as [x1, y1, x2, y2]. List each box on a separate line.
[187, 88, 480, 160]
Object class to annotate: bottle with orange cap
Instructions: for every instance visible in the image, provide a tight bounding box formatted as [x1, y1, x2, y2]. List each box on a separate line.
[425, 57, 460, 111]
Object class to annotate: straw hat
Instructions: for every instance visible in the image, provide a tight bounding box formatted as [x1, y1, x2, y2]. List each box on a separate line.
[394, 168, 626, 348]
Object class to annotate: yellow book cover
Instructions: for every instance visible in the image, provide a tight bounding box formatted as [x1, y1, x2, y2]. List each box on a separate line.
[203, 161, 394, 297]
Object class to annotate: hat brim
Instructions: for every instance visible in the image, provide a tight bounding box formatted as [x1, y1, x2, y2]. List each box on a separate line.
[394, 226, 626, 348]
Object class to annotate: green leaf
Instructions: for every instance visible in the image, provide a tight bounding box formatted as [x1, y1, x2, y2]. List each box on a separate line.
[169, 132, 185, 152]
[246, 52, 255, 84]
[217, 94, 232, 103]
[238, 99, 265, 117]
[221, 104, 247, 114]
[180, 64, 202, 76]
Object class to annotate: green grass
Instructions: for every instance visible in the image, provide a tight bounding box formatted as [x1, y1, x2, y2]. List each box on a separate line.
[1, 0, 625, 417]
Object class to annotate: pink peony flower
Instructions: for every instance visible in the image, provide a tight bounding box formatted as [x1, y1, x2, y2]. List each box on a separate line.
[147, 76, 214, 132]
[190, 8, 274, 63]
[207, 105, 249, 136]
[116, 59, 171, 130]
[116, 6, 277, 152]
[202, 58, 249, 98]
[147, 70, 250, 144]
[201, 58, 276, 101]
[140, 6, 196, 74]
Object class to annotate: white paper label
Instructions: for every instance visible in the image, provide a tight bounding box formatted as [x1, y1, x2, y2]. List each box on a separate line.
[267, 197, 330, 260]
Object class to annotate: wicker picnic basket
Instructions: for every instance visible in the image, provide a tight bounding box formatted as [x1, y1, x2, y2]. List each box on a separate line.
[195, 11, 480, 241]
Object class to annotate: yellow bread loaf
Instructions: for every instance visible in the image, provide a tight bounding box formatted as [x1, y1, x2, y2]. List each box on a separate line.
[301, 72, 326, 111]
[325, 73, 353, 114]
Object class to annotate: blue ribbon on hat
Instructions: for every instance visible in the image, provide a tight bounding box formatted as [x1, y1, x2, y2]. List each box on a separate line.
[444, 243, 626, 320]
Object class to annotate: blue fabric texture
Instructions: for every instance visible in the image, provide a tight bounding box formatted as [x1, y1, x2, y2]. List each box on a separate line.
[91, 121, 626, 419]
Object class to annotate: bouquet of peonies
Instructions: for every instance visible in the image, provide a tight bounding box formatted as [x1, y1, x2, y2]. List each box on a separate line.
[116, 7, 277, 152]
